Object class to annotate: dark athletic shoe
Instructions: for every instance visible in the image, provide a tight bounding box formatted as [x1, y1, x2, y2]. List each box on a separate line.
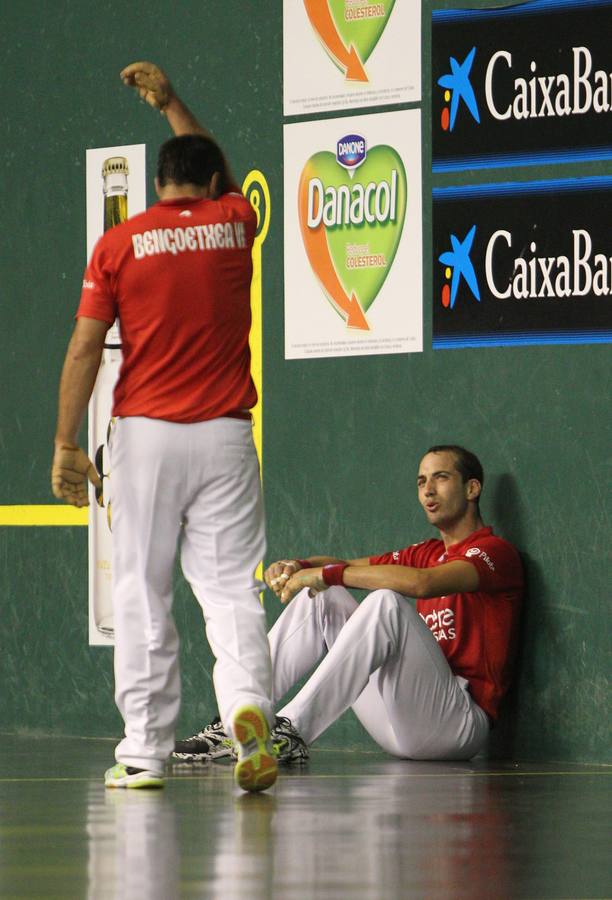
[172, 716, 236, 762]
[271, 716, 309, 764]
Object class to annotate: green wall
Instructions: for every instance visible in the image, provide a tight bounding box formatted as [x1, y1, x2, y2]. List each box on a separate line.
[1, 1, 610, 763]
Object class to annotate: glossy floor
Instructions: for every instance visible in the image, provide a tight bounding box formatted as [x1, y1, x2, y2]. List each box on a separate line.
[0, 735, 610, 899]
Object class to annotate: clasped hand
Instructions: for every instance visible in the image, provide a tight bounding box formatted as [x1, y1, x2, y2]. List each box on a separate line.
[263, 560, 325, 605]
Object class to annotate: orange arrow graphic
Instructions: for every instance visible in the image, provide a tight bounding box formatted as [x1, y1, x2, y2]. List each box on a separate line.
[303, 0, 369, 82]
[298, 167, 369, 331]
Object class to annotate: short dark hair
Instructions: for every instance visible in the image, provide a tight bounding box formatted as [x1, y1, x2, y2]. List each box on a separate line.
[157, 134, 227, 190]
[425, 445, 484, 488]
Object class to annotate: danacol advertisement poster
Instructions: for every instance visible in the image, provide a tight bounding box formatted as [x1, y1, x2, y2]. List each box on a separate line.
[284, 110, 422, 359]
[283, 0, 421, 116]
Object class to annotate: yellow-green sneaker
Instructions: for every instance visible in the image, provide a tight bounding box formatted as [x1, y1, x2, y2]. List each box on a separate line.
[104, 763, 164, 789]
[232, 706, 277, 793]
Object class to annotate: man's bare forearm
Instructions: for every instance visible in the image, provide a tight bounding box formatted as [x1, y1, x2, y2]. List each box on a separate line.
[280, 559, 480, 605]
[299, 555, 371, 568]
[163, 93, 237, 189]
[163, 94, 210, 139]
[342, 560, 479, 598]
[55, 323, 107, 446]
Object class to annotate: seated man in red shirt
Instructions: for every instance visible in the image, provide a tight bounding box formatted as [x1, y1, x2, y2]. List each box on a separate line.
[174, 445, 523, 763]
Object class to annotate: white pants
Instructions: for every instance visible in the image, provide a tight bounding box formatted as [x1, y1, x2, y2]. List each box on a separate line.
[270, 587, 490, 760]
[110, 416, 272, 774]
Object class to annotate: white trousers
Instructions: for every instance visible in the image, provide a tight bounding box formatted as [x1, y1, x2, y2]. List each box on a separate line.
[270, 587, 490, 760]
[110, 416, 272, 774]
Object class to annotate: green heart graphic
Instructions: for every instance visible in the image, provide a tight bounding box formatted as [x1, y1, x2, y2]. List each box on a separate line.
[306, 147, 406, 315]
[328, 0, 396, 67]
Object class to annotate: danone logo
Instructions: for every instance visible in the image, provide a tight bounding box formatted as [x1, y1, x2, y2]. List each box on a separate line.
[298, 139, 407, 330]
[303, 0, 396, 82]
[337, 134, 367, 170]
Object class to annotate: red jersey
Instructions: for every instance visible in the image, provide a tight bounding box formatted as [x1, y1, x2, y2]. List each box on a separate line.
[77, 192, 257, 423]
[370, 527, 523, 720]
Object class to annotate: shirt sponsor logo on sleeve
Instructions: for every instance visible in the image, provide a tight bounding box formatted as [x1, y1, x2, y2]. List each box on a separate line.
[82, 279, 95, 289]
[465, 546, 495, 570]
[392, 550, 400, 561]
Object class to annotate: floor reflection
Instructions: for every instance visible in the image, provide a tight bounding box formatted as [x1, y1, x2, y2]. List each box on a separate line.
[76, 755, 612, 900]
[85, 760, 505, 899]
[87, 787, 179, 899]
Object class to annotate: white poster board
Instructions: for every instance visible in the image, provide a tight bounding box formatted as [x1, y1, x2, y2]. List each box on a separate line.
[284, 110, 422, 359]
[85, 144, 146, 645]
[283, 0, 421, 116]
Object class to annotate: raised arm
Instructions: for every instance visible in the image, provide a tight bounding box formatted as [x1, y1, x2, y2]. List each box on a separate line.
[120, 61, 238, 190]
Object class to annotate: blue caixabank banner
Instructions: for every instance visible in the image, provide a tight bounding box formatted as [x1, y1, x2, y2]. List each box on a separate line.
[432, 0, 612, 172]
[433, 177, 612, 348]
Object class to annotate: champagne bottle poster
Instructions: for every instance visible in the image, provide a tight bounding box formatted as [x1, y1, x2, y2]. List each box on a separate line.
[283, 0, 421, 116]
[85, 144, 146, 646]
[284, 110, 422, 359]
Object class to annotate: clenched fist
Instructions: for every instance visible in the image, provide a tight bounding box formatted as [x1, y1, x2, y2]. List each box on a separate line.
[51, 444, 101, 508]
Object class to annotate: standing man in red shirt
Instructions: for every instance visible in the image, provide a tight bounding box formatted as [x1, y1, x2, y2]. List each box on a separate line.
[176, 445, 523, 763]
[51, 62, 276, 792]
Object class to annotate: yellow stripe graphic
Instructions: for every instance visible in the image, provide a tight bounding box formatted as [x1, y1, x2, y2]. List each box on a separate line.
[243, 169, 270, 467]
[0, 506, 88, 526]
[243, 170, 271, 588]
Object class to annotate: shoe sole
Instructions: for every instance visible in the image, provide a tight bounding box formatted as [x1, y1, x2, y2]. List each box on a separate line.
[232, 706, 277, 793]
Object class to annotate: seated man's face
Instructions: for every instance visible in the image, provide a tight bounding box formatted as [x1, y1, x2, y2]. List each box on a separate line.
[417, 451, 475, 530]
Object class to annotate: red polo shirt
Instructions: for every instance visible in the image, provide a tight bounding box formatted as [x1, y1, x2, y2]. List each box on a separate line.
[77, 192, 257, 423]
[370, 527, 523, 720]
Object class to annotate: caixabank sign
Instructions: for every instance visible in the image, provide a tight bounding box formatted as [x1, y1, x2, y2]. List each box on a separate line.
[432, 0, 612, 171]
[432, 176, 612, 348]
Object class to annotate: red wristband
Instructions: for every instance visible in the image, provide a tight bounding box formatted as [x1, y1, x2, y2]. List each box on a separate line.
[295, 559, 312, 569]
[322, 563, 348, 587]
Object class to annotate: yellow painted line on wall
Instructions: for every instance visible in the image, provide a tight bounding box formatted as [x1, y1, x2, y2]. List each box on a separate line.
[243, 170, 270, 588]
[243, 169, 270, 468]
[0, 506, 88, 526]
[1, 171, 270, 531]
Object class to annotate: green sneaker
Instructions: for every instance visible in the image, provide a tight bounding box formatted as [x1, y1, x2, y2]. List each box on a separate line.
[104, 763, 164, 789]
[232, 706, 277, 793]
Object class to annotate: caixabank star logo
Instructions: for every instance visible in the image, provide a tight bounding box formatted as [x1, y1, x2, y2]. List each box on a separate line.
[438, 225, 480, 309]
[437, 47, 480, 133]
[432, 0, 612, 170]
